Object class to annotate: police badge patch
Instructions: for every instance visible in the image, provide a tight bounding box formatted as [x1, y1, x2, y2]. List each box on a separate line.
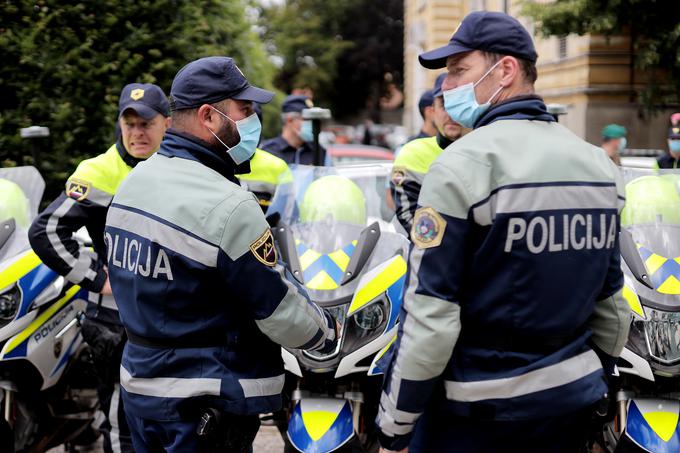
[250, 229, 277, 266]
[411, 207, 445, 249]
[130, 89, 145, 100]
[65, 179, 91, 202]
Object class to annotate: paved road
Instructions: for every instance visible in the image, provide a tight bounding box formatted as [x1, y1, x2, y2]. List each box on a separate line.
[47, 425, 286, 452]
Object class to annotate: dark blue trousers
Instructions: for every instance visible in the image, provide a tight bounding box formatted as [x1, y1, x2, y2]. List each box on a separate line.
[410, 405, 593, 453]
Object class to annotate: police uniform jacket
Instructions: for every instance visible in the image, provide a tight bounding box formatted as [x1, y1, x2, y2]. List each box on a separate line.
[390, 135, 451, 235]
[238, 148, 292, 210]
[104, 129, 334, 421]
[260, 135, 327, 165]
[29, 142, 140, 324]
[377, 96, 631, 450]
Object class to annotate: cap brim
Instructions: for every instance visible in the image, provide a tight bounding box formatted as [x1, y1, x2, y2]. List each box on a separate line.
[119, 104, 160, 120]
[232, 85, 275, 104]
[419, 43, 475, 69]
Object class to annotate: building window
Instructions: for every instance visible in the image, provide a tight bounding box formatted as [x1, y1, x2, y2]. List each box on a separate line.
[558, 36, 568, 59]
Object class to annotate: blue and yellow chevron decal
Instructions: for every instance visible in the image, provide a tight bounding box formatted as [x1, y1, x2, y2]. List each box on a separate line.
[297, 241, 357, 290]
[287, 399, 354, 453]
[626, 399, 680, 452]
[638, 245, 680, 294]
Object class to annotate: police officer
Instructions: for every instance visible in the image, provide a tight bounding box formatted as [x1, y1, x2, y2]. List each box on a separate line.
[260, 94, 328, 165]
[104, 56, 337, 453]
[601, 123, 627, 165]
[29, 83, 171, 453]
[655, 126, 680, 169]
[403, 89, 437, 144]
[239, 103, 292, 211]
[376, 12, 630, 452]
[391, 73, 464, 235]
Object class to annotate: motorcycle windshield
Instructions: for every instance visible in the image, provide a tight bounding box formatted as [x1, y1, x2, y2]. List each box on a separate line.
[0, 167, 45, 263]
[621, 167, 680, 298]
[269, 164, 408, 303]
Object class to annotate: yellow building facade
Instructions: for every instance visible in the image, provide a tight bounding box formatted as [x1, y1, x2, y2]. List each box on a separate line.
[404, 0, 676, 150]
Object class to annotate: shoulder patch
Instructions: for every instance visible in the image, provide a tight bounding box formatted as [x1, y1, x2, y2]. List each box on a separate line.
[250, 228, 277, 266]
[65, 178, 91, 201]
[411, 207, 445, 249]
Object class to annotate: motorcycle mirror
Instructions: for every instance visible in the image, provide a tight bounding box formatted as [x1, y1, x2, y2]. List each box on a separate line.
[0, 219, 16, 252]
[341, 222, 381, 286]
[271, 223, 305, 285]
[620, 229, 654, 290]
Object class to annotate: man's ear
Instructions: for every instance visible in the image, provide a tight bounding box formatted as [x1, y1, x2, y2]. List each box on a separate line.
[499, 56, 520, 88]
[164, 117, 172, 129]
[197, 104, 218, 131]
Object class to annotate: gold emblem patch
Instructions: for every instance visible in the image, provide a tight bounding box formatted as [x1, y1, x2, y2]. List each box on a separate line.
[250, 229, 277, 266]
[130, 89, 145, 100]
[411, 207, 445, 249]
[65, 179, 91, 202]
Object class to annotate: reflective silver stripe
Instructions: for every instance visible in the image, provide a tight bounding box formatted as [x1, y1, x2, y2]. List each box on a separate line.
[472, 185, 618, 226]
[107, 206, 218, 267]
[87, 186, 114, 207]
[444, 349, 602, 402]
[65, 250, 97, 283]
[46, 197, 79, 267]
[109, 383, 121, 453]
[120, 366, 221, 398]
[255, 263, 329, 350]
[238, 374, 285, 398]
[242, 180, 276, 196]
[87, 292, 119, 311]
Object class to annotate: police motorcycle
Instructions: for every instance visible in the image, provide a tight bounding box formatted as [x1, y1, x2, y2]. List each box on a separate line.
[0, 166, 98, 452]
[598, 167, 680, 452]
[267, 162, 409, 452]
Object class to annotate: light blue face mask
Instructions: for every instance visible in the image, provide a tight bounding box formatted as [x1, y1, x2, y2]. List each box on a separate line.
[442, 60, 504, 128]
[208, 107, 261, 165]
[670, 140, 680, 153]
[618, 137, 627, 152]
[300, 120, 314, 142]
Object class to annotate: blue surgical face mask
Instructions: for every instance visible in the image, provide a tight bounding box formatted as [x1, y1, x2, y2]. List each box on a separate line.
[442, 60, 504, 128]
[300, 120, 314, 142]
[670, 140, 680, 153]
[618, 137, 627, 152]
[208, 107, 261, 165]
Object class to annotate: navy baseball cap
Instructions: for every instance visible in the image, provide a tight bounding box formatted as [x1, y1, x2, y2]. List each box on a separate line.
[669, 127, 680, 140]
[170, 57, 274, 110]
[419, 11, 537, 70]
[118, 83, 170, 119]
[418, 90, 435, 111]
[282, 95, 314, 114]
[432, 73, 447, 98]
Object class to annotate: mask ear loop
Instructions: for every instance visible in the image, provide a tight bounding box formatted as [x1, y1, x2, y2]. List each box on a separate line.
[207, 106, 240, 152]
[473, 59, 505, 105]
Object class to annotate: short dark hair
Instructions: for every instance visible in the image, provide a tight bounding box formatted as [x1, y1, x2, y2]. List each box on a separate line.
[482, 51, 537, 85]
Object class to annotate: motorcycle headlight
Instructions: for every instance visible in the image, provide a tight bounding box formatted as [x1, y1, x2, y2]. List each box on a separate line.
[0, 284, 21, 322]
[642, 307, 680, 364]
[353, 303, 385, 330]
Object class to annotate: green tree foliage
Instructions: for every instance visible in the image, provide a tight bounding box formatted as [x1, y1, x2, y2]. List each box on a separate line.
[0, 0, 274, 200]
[259, 0, 403, 120]
[524, 0, 680, 110]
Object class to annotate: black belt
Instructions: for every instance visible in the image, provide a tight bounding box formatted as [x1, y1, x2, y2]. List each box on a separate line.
[458, 327, 586, 354]
[125, 329, 240, 349]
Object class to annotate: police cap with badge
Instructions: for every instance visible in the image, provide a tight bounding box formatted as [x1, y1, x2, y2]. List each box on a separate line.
[119, 83, 170, 119]
[281, 94, 314, 114]
[170, 56, 274, 110]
